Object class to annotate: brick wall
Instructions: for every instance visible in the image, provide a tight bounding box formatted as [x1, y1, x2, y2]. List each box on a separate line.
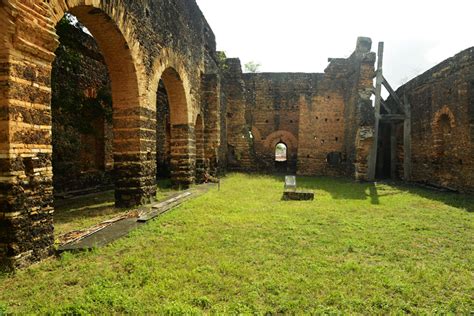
[389, 47, 474, 192]
[222, 38, 376, 177]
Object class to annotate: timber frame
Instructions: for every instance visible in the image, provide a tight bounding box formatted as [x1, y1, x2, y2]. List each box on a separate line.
[368, 42, 412, 181]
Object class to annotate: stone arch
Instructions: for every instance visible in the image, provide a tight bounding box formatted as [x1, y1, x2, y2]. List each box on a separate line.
[47, 4, 152, 207]
[149, 48, 194, 125]
[151, 51, 195, 186]
[275, 142, 288, 162]
[263, 130, 298, 152]
[0, 1, 153, 270]
[432, 106, 456, 159]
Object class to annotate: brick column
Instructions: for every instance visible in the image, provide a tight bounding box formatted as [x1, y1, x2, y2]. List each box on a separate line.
[170, 124, 195, 187]
[0, 1, 57, 270]
[202, 74, 221, 176]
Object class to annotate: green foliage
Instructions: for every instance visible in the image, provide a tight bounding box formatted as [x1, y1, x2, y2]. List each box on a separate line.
[0, 174, 473, 314]
[216, 51, 229, 71]
[244, 61, 261, 73]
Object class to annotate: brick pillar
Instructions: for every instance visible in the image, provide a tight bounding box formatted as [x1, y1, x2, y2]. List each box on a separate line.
[0, 1, 57, 270]
[195, 115, 206, 183]
[0, 1, 155, 270]
[170, 124, 195, 187]
[202, 74, 221, 176]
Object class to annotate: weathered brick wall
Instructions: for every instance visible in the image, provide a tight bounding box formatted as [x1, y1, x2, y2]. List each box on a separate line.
[222, 38, 376, 177]
[243, 73, 303, 173]
[391, 47, 474, 192]
[221, 58, 255, 171]
[0, 0, 221, 270]
[52, 21, 113, 195]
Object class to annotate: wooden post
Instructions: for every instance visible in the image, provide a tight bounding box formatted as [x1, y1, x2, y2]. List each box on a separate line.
[403, 95, 412, 181]
[390, 123, 397, 179]
[367, 42, 384, 181]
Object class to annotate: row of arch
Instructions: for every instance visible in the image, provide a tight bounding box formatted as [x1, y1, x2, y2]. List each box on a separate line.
[0, 1, 219, 268]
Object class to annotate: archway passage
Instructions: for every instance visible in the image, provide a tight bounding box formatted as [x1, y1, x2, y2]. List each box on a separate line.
[0, 3, 151, 270]
[52, 15, 113, 195]
[275, 142, 288, 173]
[275, 143, 288, 162]
[50, 14, 124, 238]
[156, 80, 172, 180]
[157, 68, 194, 187]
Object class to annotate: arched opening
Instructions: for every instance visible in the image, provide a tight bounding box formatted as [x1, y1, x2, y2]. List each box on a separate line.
[156, 79, 171, 180]
[435, 113, 453, 160]
[275, 142, 288, 162]
[274, 142, 288, 173]
[51, 14, 117, 236]
[156, 67, 192, 187]
[195, 114, 206, 183]
[1, 3, 149, 269]
[50, 7, 145, 239]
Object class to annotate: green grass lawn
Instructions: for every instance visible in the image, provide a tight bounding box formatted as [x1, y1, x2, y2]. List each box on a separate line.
[0, 173, 473, 314]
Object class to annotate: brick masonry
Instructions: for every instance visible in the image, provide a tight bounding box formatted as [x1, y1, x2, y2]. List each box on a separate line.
[386, 47, 474, 192]
[221, 38, 376, 178]
[0, 0, 221, 270]
[1, 0, 471, 271]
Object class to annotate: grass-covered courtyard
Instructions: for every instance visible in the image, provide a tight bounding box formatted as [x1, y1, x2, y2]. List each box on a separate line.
[0, 173, 473, 314]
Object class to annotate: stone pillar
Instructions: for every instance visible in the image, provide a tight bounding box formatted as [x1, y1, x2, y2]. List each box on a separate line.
[202, 74, 221, 176]
[0, 1, 57, 270]
[170, 124, 195, 187]
[194, 116, 206, 183]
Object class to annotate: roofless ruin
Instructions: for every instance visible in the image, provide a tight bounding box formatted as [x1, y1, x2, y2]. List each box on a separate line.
[0, 0, 472, 270]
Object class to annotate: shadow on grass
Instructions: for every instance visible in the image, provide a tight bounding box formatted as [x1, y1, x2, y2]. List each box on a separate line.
[53, 190, 117, 225]
[390, 182, 474, 213]
[54, 178, 177, 226]
[271, 174, 380, 205]
[271, 173, 474, 212]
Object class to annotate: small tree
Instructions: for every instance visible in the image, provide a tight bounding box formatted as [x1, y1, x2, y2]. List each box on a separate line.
[244, 61, 261, 73]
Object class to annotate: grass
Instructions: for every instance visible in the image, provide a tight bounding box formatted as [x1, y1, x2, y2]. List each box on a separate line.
[0, 173, 473, 314]
[53, 179, 178, 237]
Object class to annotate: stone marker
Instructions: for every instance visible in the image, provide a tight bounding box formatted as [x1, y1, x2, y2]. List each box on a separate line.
[282, 176, 314, 201]
[285, 175, 297, 191]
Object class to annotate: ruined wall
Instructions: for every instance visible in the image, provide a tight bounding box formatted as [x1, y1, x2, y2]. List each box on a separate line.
[0, 0, 221, 270]
[52, 20, 113, 195]
[222, 38, 375, 177]
[391, 47, 474, 192]
[221, 58, 255, 171]
[243, 74, 302, 173]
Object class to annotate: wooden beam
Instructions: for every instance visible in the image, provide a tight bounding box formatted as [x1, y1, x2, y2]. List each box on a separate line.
[380, 99, 392, 114]
[382, 76, 404, 113]
[380, 114, 406, 121]
[367, 42, 384, 181]
[403, 95, 412, 181]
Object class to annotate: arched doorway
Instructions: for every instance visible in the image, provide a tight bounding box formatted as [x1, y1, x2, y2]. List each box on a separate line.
[156, 80, 172, 180]
[0, 3, 148, 269]
[156, 67, 193, 187]
[50, 14, 119, 236]
[275, 142, 288, 172]
[275, 142, 288, 162]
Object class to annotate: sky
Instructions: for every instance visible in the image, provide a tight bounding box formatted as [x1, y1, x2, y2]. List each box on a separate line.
[195, 0, 473, 89]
